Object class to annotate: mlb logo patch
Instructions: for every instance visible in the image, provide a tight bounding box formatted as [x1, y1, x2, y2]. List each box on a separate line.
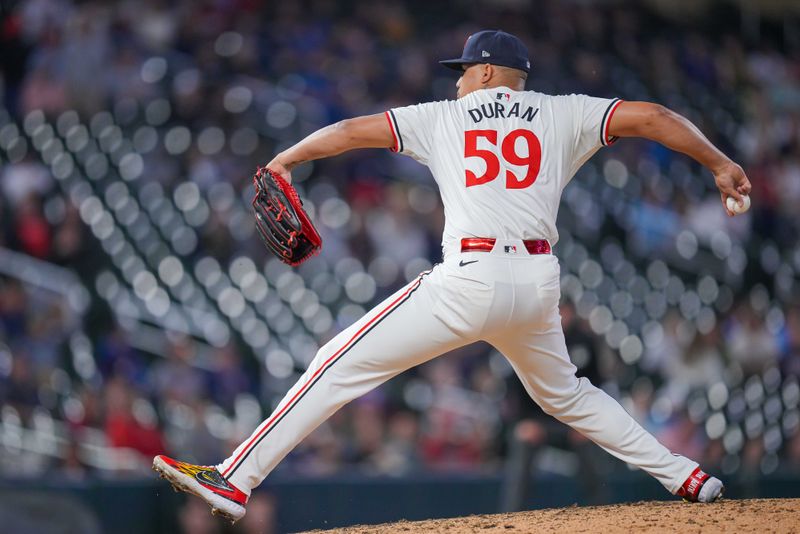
[504, 245, 517, 254]
[496, 92, 511, 101]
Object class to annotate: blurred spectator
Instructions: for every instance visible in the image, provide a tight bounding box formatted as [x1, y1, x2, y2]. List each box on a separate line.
[419, 357, 495, 471]
[344, 401, 386, 472]
[657, 408, 706, 466]
[53, 437, 93, 482]
[12, 193, 51, 259]
[51, 201, 89, 266]
[0, 278, 28, 340]
[104, 375, 166, 460]
[149, 334, 210, 405]
[20, 62, 68, 116]
[373, 410, 421, 475]
[628, 184, 681, 255]
[209, 344, 252, 412]
[726, 301, 779, 376]
[162, 399, 224, 466]
[96, 324, 148, 386]
[60, 4, 111, 116]
[287, 420, 345, 476]
[4, 352, 39, 422]
[67, 384, 103, 429]
[662, 325, 726, 399]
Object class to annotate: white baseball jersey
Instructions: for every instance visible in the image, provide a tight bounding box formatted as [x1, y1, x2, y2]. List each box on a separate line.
[385, 88, 623, 256]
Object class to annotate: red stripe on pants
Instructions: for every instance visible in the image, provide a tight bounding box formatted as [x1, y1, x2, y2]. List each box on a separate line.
[222, 275, 424, 476]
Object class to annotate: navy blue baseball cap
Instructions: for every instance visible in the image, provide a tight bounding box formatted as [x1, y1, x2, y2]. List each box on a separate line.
[440, 30, 531, 74]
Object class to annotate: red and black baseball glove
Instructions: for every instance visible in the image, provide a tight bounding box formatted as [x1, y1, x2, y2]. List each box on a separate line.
[252, 167, 321, 266]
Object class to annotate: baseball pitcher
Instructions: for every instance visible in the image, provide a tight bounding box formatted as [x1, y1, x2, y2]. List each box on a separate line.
[153, 30, 751, 523]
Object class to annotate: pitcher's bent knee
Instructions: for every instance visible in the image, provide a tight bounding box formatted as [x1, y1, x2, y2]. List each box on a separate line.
[535, 376, 595, 418]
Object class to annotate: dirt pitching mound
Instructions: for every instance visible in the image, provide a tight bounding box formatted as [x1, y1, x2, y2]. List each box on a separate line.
[304, 498, 799, 534]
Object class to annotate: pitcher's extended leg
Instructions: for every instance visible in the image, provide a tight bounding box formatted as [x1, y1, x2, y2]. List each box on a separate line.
[217, 269, 468, 492]
[491, 323, 697, 494]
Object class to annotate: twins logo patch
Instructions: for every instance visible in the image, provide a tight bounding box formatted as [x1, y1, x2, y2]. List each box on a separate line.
[504, 245, 517, 254]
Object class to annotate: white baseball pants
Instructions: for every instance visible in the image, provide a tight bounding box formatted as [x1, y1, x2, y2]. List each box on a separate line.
[217, 240, 697, 495]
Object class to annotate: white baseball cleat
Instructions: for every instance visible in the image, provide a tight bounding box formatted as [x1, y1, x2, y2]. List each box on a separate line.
[152, 455, 248, 524]
[677, 467, 724, 503]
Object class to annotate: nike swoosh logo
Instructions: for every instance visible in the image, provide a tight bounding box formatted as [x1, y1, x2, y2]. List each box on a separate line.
[196, 470, 234, 492]
[459, 260, 478, 267]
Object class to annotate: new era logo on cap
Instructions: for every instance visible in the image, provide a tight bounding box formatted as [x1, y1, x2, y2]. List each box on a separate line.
[440, 29, 531, 74]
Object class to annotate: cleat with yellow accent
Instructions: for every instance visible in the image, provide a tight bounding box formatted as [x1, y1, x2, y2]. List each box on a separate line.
[152, 455, 247, 523]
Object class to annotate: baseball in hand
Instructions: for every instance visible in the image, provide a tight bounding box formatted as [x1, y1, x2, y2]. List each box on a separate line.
[726, 195, 751, 215]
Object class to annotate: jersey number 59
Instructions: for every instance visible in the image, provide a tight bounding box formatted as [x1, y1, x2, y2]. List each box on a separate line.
[464, 129, 541, 189]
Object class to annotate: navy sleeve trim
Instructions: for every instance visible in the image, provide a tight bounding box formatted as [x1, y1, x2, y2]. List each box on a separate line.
[600, 98, 624, 147]
[387, 109, 404, 153]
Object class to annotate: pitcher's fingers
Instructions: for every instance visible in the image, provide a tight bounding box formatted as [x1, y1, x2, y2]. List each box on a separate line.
[726, 187, 743, 204]
[721, 193, 734, 217]
[737, 182, 752, 195]
[266, 164, 293, 183]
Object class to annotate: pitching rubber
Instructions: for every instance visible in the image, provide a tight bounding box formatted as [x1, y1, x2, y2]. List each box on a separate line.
[152, 456, 246, 524]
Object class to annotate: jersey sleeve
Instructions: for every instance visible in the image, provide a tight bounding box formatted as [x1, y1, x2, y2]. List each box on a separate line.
[574, 95, 624, 150]
[385, 101, 443, 165]
[563, 94, 624, 175]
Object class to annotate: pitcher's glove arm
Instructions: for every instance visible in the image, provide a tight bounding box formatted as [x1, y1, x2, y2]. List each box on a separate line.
[252, 166, 321, 266]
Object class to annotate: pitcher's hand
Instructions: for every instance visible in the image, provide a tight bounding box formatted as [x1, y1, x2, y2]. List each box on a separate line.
[713, 161, 751, 217]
